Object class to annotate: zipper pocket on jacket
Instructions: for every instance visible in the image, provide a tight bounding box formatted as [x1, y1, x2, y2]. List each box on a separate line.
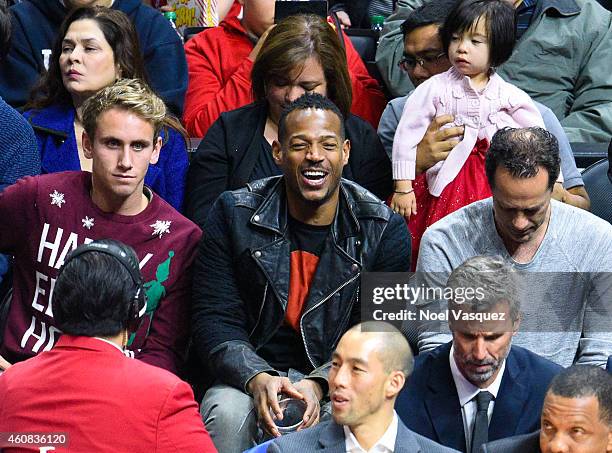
[249, 282, 268, 338]
[300, 273, 360, 368]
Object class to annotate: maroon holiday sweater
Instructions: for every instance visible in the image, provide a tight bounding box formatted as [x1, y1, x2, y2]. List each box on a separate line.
[0, 171, 202, 374]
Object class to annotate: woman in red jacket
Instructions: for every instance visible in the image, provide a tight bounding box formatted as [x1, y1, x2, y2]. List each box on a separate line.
[183, 0, 387, 137]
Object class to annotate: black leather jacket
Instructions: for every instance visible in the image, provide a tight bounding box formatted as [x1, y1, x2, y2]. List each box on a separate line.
[191, 177, 411, 391]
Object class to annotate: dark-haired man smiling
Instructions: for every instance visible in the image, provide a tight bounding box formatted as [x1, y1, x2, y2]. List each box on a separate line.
[191, 93, 411, 452]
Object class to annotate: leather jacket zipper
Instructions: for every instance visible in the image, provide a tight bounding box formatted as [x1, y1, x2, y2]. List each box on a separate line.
[299, 273, 360, 368]
[249, 282, 268, 338]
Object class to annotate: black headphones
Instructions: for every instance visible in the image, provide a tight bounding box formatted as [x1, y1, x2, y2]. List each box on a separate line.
[59, 241, 147, 333]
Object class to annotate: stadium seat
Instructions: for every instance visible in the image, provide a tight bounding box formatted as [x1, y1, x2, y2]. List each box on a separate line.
[345, 28, 378, 62]
[581, 158, 612, 224]
[345, 28, 388, 96]
[570, 142, 609, 169]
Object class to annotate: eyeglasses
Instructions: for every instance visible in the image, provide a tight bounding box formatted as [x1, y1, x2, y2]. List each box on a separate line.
[398, 52, 446, 72]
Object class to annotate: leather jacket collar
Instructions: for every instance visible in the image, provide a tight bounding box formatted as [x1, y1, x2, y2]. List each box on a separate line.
[247, 177, 363, 244]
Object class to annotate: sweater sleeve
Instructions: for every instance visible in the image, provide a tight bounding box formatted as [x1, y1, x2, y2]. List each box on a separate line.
[392, 79, 438, 180]
[576, 245, 612, 367]
[136, 227, 203, 375]
[0, 100, 41, 190]
[183, 31, 254, 137]
[411, 226, 455, 353]
[0, 176, 37, 254]
[508, 87, 545, 129]
[151, 127, 189, 212]
[157, 380, 218, 452]
[377, 97, 406, 160]
[538, 103, 583, 189]
[342, 31, 387, 128]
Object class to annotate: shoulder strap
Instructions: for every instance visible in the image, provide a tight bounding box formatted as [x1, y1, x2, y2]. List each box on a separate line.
[329, 12, 346, 51]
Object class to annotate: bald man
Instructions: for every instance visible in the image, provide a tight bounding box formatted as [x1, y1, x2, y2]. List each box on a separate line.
[269, 322, 458, 452]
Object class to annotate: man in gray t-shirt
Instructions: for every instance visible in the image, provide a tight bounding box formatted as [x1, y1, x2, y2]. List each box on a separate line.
[416, 127, 612, 368]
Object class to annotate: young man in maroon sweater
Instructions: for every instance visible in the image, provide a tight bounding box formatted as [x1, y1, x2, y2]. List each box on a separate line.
[0, 78, 201, 375]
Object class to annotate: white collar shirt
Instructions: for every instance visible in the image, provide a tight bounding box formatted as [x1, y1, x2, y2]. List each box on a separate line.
[344, 411, 399, 453]
[449, 345, 506, 453]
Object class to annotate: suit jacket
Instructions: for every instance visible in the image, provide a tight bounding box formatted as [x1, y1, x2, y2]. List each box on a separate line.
[396, 342, 562, 452]
[480, 431, 541, 453]
[268, 417, 459, 452]
[0, 335, 216, 453]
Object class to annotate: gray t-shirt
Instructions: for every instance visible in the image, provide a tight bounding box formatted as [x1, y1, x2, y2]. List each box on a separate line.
[415, 198, 612, 367]
[378, 95, 584, 189]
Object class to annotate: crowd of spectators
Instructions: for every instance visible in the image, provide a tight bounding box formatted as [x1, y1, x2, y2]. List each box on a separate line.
[0, 0, 610, 452]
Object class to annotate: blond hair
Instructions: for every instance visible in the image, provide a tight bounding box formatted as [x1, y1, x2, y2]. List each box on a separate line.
[82, 78, 168, 140]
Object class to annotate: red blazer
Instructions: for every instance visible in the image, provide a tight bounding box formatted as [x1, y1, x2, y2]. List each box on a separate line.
[183, 14, 386, 137]
[0, 335, 217, 453]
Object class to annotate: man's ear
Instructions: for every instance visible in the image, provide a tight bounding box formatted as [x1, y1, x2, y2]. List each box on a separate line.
[149, 136, 162, 165]
[272, 140, 283, 164]
[385, 371, 406, 399]
[511, 313, 522, 337]
[82, 130, 94, 159]
[342, 139, 350, 166]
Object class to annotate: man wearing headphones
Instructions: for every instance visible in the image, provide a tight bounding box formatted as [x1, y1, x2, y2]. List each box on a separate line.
[0, 79, 201, 375]
[0, 239, 217, 452]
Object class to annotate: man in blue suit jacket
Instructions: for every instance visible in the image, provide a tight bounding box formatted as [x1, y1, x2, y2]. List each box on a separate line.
[396, 256, 563, 453]
[269, 322, 458, 453]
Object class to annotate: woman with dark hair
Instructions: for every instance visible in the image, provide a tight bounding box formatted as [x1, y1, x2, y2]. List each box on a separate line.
[23, 6, 188, 211]
[185, 14, 392, 228]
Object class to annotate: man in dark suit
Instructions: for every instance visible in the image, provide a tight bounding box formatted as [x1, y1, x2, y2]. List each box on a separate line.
[269, 321, 458, 452]
[397, 256, 563, 453]
[0, 240, 216, 452]
[481, 365, 612, 453]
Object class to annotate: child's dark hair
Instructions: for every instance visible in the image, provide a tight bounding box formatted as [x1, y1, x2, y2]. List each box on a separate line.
[440, 0, 516, 68]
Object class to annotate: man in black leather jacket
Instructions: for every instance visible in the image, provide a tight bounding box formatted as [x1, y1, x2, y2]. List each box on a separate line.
[191, 93, 411, 453]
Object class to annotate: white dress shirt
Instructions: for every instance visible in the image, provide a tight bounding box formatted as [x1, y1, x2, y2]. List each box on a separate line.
[344, 411, 399, 453]
[449, 345, 506, 453]
[93, 336, 124, 352]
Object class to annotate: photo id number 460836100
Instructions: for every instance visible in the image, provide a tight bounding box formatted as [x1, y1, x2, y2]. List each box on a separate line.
[0, 432, 69, 449]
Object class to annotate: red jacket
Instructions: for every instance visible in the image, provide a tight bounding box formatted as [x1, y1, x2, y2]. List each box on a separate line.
[0, 336, 217, 453]
[183, 15, 386, 137]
